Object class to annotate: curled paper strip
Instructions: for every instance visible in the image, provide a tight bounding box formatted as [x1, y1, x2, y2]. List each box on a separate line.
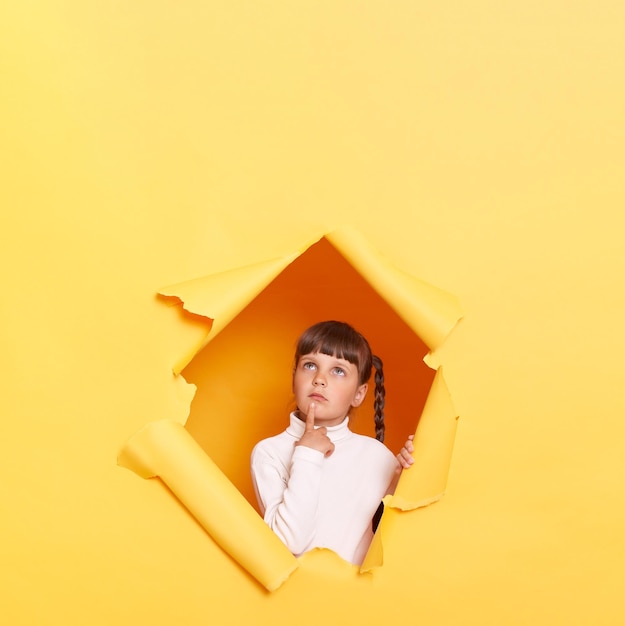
[389, 368, 459, 511]
[117, 420, 297, 591]
[361, 368, 458, 572]
[325, 229, 462, 353]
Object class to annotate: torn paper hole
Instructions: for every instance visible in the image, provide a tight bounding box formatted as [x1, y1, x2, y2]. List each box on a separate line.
[118, 226, 462, 591]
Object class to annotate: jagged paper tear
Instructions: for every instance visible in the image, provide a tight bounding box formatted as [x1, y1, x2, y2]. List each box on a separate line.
[118, 226, 462, 590]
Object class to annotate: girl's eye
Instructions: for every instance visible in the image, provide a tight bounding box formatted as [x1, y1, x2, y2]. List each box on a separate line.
[332, 367, 346, 376]
[302, 362, 316, 371]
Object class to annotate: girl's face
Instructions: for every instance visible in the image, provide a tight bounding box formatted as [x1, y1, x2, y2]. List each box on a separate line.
[292, 351, 368, 427]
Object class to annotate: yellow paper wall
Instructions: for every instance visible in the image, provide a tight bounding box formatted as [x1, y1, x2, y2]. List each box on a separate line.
[2, 2, 624, 625]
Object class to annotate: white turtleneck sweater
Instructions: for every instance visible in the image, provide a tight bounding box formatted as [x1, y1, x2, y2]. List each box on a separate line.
[250, 412, 398, 565]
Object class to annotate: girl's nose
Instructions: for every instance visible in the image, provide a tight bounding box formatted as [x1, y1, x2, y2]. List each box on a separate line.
[313, 373, 326, 386]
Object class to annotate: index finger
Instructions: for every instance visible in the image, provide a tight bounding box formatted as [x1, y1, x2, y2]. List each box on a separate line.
[305, 402, 316, 432]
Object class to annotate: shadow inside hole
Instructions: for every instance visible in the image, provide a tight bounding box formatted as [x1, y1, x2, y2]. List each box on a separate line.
[182, 238, 435, 510]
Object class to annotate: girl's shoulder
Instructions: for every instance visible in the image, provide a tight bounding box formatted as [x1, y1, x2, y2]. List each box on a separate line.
[343, 432, 397, 477]
[348, 431, 395, 458]
[251, 426, 300, 463]
[252, 429, 289, 452]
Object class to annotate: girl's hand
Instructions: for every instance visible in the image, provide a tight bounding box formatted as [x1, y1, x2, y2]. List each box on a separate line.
[386, 435, 415, 494]
[295, 403, 335, 457]
[396, 435, 414, 469]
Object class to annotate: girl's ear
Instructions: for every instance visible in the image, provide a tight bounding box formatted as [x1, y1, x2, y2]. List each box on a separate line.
[351, 383, 368, 408]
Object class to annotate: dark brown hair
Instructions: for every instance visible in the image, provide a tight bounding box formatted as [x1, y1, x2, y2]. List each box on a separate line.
[294, 321, 386, 442]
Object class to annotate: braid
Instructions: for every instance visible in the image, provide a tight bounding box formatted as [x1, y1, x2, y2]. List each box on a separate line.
[372, 355, 385, 443]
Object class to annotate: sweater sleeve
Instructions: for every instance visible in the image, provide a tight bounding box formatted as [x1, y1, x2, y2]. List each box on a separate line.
[251, 443, 324, 556]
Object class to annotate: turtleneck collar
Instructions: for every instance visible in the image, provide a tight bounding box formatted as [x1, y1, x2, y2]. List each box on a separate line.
[286, 411, 352, 443]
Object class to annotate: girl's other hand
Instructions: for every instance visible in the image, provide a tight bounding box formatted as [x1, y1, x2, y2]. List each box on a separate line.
[386, 435, 415, 495]
[396, 435, 414, 469]
[295, 403, 335, 457]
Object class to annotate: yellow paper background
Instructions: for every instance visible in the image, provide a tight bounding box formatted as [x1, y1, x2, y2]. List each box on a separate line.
[2, 2, 624, 625]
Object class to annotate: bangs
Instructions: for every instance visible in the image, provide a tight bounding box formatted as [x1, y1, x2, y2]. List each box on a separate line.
[299, 334, 361, 366]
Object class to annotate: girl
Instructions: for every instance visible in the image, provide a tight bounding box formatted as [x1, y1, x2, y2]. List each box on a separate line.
[250, 320, 415, 566]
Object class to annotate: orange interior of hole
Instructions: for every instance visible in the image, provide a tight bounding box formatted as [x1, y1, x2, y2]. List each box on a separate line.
[182, 238, 435, 510]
